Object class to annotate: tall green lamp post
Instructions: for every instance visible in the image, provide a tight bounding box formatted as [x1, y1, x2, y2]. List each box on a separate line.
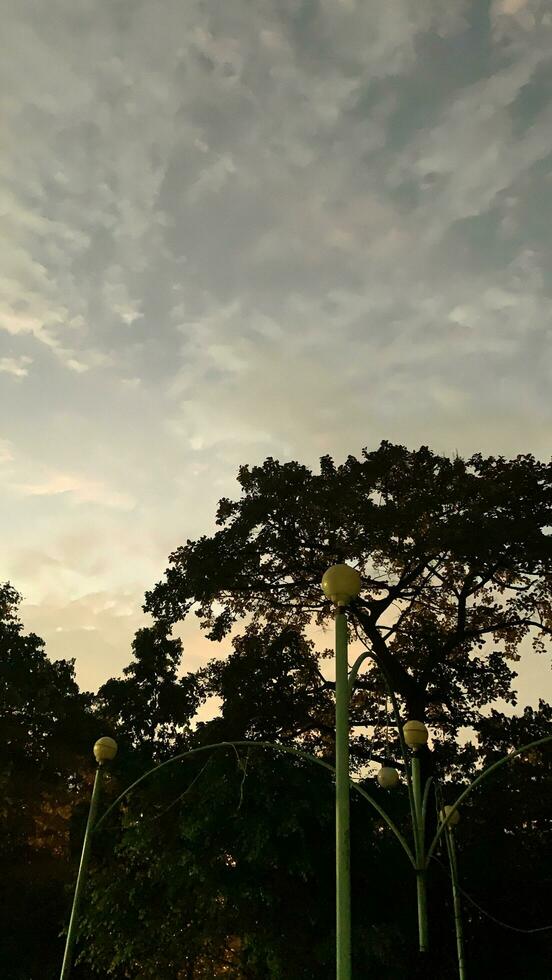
[321, 563, 363, 980]
[59, 736, 118, 980]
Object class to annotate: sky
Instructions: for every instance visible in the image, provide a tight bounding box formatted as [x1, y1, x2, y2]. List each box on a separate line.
[1, 0, 551, 703]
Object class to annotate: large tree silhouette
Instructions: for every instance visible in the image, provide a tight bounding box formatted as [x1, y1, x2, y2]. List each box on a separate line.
[145, 442, 552, 738]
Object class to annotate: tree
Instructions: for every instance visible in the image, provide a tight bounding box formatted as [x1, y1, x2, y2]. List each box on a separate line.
[5, 442, 552, 977]
[81, 620, 552, 979]
[79, 625, 417, 979]
[0, 583, 96, 979]
[145, 442, 552, 755]
[95, 626, 202, 758]
[194, 625, 334, 748]
[131, 441, 552, 974]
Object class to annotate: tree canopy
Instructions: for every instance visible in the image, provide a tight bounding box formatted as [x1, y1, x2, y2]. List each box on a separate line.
[2, 442, 552, 978]
[145, 442, 552, 732]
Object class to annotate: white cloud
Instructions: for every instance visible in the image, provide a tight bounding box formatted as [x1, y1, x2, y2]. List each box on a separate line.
[495, 0, 529, 13]
[64, 358, 89, 374]
[14, 470, 136, 510]
[388, 53, 552, 240]
[102, 266, 144, 325]
[116, 307, 143, 326]
[188, 154, 237, 204]
[0, 439, 15, 464]
[0, 355, 32, 377]
[18, 588, 150, 689]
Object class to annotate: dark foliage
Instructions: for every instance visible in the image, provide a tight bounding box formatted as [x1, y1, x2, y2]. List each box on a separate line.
[0, 584, 98, 979]
[2, 443, 552, 978]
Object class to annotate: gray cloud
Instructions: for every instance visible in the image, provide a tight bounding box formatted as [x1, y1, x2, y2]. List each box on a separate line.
[2, 0, 551, 692]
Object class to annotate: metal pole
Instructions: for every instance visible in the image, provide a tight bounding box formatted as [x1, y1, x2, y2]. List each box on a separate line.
[411, 754, 428, 953]
[335, 607, 352, 980]
[59, 765, 103, 980]
[445, 825, 467, 980]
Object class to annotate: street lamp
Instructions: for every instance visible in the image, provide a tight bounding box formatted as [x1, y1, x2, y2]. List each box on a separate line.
[440, 804, 460, 828]
[402, 720, 429, 954]
[321, 563, 362, 980]
[403, 720, 429, 751]
[94, 736, 118, 764]
[68, 713, 552, 980]
[439, 804, 465, 979]
[59, 737, 118, 980]
[377, 765, 400, 789]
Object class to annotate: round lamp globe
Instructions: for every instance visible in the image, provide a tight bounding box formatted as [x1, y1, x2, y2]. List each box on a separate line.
[93, 736, 118, 764]
[376, 765, 400, 789]
[321, 564, 362, 606]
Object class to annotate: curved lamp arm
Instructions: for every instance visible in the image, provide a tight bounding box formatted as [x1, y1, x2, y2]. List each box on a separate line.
[94, 738, 415, 867]
[426, 733, 552, 866]
[348, 650, 372, 698]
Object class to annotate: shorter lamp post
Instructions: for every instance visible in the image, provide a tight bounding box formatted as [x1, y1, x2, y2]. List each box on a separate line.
[321, 563, 362, 980]
[439, 805, 466, 980]
[403, 720, 430, 955]
[59, 736, 118, 980]
[346, 642, 440, 961]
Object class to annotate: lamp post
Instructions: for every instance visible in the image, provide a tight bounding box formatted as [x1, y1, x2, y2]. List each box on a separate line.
[439, 805, 466, 980]
[321, 563, 362, 980]
[59, 736, 117, 980]
[403, 720, 429, 955]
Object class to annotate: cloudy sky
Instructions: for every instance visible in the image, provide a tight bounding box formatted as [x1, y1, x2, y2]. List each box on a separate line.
[1, 0, 551, 699]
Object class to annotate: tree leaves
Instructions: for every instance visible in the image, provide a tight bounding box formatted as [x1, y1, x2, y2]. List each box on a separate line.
[145, 442, 552, 728]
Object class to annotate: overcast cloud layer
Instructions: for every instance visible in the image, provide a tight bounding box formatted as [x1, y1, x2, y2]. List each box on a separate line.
[1, 0, 551, 695]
